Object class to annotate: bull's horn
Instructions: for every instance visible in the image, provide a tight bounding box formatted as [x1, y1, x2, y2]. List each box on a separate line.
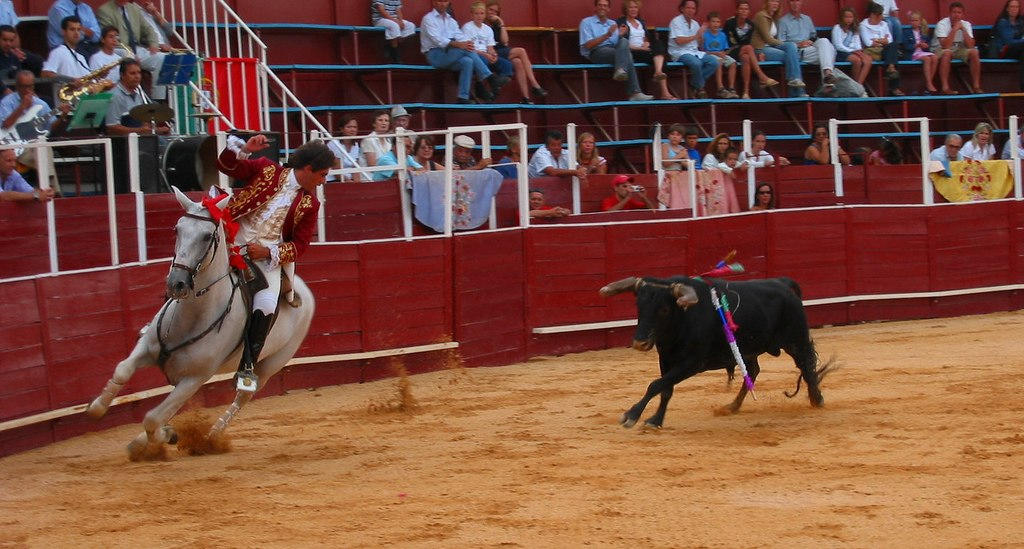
[599, 277, 640, 297]
[671, 283, 699, 309]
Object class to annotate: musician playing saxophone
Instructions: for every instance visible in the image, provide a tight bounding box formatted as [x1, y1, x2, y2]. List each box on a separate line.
[89, 26, 129, 83]
[104, 58, 168, 136]
[41, 16, 96, 85]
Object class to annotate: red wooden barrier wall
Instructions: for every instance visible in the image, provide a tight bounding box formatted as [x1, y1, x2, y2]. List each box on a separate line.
[4, 200, 1024, 457]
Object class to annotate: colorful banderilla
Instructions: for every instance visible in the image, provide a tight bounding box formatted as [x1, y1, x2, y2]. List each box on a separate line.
[709, 287, 756, 397]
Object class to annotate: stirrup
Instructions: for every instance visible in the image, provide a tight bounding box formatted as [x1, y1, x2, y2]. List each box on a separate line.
[236, 370, 258, 392]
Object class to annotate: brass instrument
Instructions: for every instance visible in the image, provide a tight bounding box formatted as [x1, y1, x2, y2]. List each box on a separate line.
[57, 40, 136, 105]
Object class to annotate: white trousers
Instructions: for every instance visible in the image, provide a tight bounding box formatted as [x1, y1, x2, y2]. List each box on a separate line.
[375, 19, 416, 41]
[250, 259, 295, 314]
[798, 38, 836, 73]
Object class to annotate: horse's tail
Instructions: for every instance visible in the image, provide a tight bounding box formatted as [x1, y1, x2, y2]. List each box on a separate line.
[785, 354, 837, 398]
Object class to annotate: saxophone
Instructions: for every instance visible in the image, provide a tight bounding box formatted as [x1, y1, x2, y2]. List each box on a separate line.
[57, 40, 136, 105]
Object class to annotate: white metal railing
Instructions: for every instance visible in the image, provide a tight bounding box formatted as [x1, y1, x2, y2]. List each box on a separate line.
[10, 138, 119, 274]
[325, 122, 530, 239]
[828, 117, 932, 203]
[158, 0, 328, 153]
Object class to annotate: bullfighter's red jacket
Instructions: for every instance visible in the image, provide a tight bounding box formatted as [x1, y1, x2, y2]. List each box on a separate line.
[217, 148, 319, 265]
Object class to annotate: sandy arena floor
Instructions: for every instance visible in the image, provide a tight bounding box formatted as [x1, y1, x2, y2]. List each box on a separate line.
[2, 311, 1023, 548]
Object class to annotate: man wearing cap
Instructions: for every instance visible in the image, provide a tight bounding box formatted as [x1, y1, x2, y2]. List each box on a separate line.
[452, 134, 491, 170]
[527, 130, 588, 181]
[601, 174, 655, 211]
[390, 105, 411, 132]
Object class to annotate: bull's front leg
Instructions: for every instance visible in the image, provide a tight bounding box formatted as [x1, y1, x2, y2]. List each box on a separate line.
[642, 385, 674, 429]
[622, 366, 697, 428]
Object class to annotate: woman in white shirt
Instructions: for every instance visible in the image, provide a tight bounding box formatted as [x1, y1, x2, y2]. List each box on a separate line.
[958, 122, 996, 161]
[831, 7, 872, 85]
[859, 2, 904, 96]
[618, 0, 675, 100]
[741, 130, 790, 168]
[462, 2, 519, 102]
[327, 115, 361, 182]
[360, 110, 394, 179]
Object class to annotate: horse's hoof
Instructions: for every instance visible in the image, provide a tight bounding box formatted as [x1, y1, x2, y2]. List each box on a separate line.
[642, 420, 662, 429]
[85, 400, 107, 419]
[620, 413, 637, 428]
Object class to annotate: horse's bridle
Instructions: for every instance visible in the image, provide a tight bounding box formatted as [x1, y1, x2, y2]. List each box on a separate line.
[170, 212, 221, 291]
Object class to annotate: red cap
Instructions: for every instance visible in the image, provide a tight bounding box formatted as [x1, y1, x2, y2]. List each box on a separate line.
[611, 174, 634, 188]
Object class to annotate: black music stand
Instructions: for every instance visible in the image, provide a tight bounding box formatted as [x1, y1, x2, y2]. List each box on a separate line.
[68, 92, 112, 130]
[157, 52, 198, 86]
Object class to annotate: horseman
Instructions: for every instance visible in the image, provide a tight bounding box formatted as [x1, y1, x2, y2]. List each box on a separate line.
[216, 134, 333, 391]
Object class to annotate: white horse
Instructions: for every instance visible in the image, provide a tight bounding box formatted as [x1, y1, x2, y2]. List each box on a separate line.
[86, 187, 315, 456]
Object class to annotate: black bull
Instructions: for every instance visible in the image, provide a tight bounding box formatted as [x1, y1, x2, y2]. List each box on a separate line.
[600, 276, 834, 428]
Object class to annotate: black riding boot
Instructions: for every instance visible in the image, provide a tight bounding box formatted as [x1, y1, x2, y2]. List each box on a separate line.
[236, 310, 274, 392]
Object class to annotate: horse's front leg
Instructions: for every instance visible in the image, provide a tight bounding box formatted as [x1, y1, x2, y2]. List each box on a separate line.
[87, 332, 158, 419]
[135, 376, 205, 450]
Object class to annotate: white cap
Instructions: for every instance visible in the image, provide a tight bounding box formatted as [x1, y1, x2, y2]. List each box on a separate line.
[454, 135, 475, 149]
[391, 105, 409, 118]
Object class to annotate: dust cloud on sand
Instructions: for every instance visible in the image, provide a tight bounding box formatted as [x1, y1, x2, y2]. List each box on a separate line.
[1, 311, 1023, 547]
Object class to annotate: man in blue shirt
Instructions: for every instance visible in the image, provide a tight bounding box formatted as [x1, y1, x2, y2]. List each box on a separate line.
[0, 148, 54, 203]
[47, 0, 101, 56]
[777, 0, 836, 96]
[579, 0, 653, 101]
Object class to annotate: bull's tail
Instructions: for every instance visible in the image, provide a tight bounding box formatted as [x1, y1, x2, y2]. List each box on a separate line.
[784, 354, 837, 399]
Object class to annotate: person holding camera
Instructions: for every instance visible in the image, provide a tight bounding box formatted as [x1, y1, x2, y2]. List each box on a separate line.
[601, 174, 655, 211]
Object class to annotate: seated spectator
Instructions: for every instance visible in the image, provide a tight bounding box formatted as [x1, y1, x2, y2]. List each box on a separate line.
[407, 135, 445, 172]
[725, 1, 778, 99]
[661, 123, 687, 171]
[1001, 130, 1024, 159]
[618, 0, 675, 100]
[0, 0, 17, 28]
[0, 148, 54, 203]
[702, 136, 742, 213]
[528, 130, 587, 181]
[371, 0, 416, 63]
[859, 2, 903, 96]
[580, 0, 653, 101]
[867, 137, 903, 165]
[668, 0, 719, 99]
[485, 1, 548, 102]
[89, 26, 128, 83]
[493, 134, 520, 179]
[452, 134, 491, 170]
[682, 125, 702, 169]
[360, 109, 394, 179]
[577, 132, 607, 175]
[742, 129, 791, 167]
[0, 25, 42, 81]
[327, 115, 361, 182]
[390, 104, 411, 132]
[702, 11, 739, 99]
[463, 2, 514, 103]
[601, 174, 655, 211]
[779, 0, 838, 91]
[874, 0, 902, 42]
[48, 0, 100, 56]
[804, 123, 851, 165]
[420, 0, 507, 104]
[959, 122, 996, 160]
[989, 0, 1024, 91]
[529, 188, 570, 218]
[97, 0, 169, 101]
[932, 1, 982, 94]
[929, 133, 963, 162]
[902, 11, 939, 94]
[751, 0, 804, 97]
[750, 182, 775, 210]
[41, 16, 95, 82]
[0, 71, 68, 189]
[103, 59, 169, 136]
[832, 7, 872, 86]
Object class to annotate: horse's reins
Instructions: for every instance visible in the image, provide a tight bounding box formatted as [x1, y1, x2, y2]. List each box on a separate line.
[156, 211, 242, 366]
